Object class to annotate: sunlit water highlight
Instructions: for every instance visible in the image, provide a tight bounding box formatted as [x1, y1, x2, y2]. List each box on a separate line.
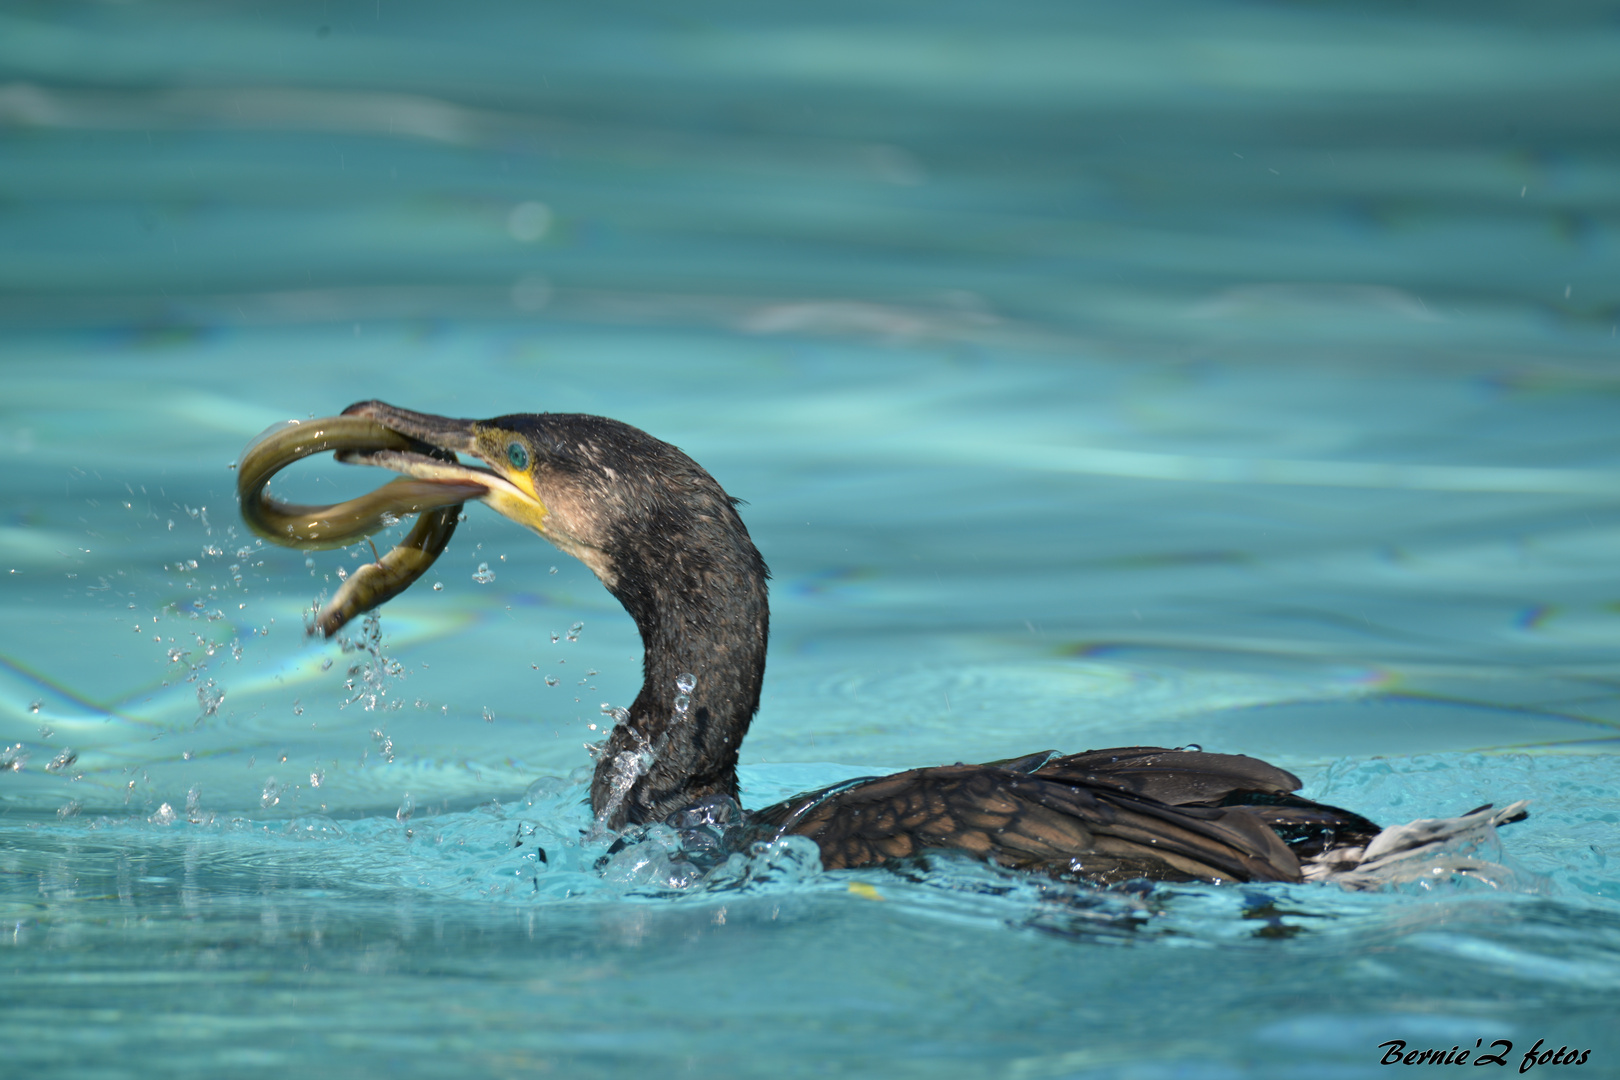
[4, 1, 1620, 1076]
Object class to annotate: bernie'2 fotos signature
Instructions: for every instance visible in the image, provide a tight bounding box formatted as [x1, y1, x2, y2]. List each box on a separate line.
[1379, 1039, 1592, 1071]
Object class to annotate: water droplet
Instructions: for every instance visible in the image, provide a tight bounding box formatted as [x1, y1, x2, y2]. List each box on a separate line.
[37, 725, 53, 740]
[27, 700, 41, 714]
[396, 792, 415, 822]
[292, 699, 304, 716]
[56, 800, 82, 820]
[544, 675, 558, 686]
[472, 562, 496, 585]
[483, 706, 495, 723]
[261, 779, 283, 808]
[675, 673, 696, 694]
[432, 581, 444, 591]
[149, 802, 177, 826]
[673, 694, 690, 713]
[550, 631, 560, 643]
[196, 679, 225, 719]
[44, 749, 78, 774]
[548, 566, 558, 574]
[310, 769, 324, 788]
[305, 557, 315, 569]
[321, 657, 333, 672]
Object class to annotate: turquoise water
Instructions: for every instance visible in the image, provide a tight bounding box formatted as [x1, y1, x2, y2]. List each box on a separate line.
[4, 2, 1620, 1076]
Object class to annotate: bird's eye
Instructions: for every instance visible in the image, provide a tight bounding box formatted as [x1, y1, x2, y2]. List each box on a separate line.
[506, 441, 530, 471]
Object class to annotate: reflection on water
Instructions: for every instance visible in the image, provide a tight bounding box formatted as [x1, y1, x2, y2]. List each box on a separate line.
[3, 0, 1620, 1075]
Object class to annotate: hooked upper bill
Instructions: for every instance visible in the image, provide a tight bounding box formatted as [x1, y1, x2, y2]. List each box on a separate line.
[338, 400, 545, 526]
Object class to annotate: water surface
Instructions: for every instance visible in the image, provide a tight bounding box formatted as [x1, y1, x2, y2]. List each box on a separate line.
[3, 2, 1620, 1076]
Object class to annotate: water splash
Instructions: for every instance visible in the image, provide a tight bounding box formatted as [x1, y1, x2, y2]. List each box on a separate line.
[339, 612, 406, 712]
[196, 679, 225, 723]
[586, 702, 650, 841]
[472, 562, 496, 584]
[1, 743, 28, 773]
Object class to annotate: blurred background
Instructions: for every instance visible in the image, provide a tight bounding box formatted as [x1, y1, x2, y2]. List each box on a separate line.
[3, 1, 1620, 818]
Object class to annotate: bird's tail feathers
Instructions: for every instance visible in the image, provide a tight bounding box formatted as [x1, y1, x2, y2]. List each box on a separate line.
[1307, 800, 1531, 890]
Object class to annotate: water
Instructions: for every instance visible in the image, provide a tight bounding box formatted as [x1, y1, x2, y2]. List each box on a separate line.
[4, 1, 1620, 1075]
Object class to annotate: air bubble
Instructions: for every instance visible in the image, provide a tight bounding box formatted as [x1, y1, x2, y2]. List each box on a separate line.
[305, 557, 315, 569]
[432, 582, 444, 591]
[472, 562, 496, 585]
[676, 673, 696, 694]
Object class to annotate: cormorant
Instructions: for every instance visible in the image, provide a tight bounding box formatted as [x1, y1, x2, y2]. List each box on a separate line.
[238, 401, 1527, 887]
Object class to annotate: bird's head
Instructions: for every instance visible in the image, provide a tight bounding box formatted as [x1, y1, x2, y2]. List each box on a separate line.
[338, 399, 755, 602]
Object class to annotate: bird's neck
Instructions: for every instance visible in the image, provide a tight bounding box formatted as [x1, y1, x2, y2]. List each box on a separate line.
[588, 524, 769, 829]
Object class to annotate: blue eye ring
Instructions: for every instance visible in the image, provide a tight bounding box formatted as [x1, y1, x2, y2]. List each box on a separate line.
[506, 441, 530, 471]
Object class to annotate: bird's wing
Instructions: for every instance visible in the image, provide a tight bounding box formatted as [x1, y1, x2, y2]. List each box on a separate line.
[755, 764, 1304, 884]
[1033, 746, 1383, 858]
[1031, 746, 1303, 805]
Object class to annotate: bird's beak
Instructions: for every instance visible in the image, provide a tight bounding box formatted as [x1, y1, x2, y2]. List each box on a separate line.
[336, 400, 550, 535]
